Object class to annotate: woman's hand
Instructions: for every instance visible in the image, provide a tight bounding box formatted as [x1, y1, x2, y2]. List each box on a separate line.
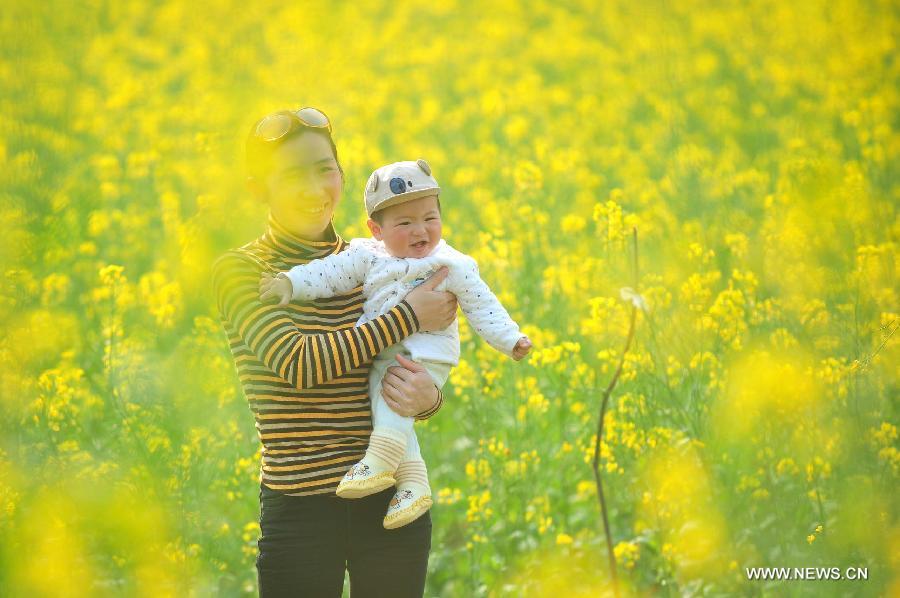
[381, 354, 440, 417]
[403, 267, 458, 332]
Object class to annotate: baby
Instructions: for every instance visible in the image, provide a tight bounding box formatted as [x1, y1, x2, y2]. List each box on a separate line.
[259, 159, 532, 529]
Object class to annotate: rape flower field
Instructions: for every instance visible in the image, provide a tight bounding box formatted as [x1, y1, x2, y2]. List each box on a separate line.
[2, 0, 898, 595]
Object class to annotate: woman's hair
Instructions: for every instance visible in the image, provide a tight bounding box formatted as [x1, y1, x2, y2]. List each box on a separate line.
[245, 125, 344, 181]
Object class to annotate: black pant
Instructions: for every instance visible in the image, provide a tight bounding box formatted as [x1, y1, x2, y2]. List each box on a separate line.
[256, 482, 431, 597]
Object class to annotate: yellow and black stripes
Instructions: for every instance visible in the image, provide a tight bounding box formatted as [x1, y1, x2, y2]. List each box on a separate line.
[213, 251, 418, 390]
[211, 218, 442, 495]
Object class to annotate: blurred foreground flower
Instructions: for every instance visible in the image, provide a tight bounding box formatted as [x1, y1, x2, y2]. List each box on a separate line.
[619, 287, 648, 312]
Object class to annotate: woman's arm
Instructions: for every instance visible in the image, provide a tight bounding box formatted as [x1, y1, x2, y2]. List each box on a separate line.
[213, 251, 419, 389]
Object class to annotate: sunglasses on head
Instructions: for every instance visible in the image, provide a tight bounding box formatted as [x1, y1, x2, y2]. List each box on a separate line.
[252, 107, 332, 143]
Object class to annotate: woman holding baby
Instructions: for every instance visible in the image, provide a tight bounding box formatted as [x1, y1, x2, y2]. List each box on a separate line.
[212, 107, 457, 597]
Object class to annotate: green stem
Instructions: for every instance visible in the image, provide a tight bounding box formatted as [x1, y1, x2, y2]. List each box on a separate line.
[592, 226, 641, 597]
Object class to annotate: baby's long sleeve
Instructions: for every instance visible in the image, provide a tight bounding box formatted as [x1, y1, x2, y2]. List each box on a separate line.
[284, 241, 370, 301]
[449, 256, 523, 359]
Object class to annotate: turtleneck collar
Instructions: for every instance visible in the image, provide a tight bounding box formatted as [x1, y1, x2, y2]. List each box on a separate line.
[262, 212, 343, 259]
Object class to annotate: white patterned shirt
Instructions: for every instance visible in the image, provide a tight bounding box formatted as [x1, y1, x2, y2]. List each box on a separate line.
[282, 237, 523, 365]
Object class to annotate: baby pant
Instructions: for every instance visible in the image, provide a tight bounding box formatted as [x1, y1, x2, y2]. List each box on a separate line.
[370, 343, 451, 459]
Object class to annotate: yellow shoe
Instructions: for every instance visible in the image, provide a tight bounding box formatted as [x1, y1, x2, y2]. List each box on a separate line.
[383, 486, 433, 529]
[336, 459, 396, 499]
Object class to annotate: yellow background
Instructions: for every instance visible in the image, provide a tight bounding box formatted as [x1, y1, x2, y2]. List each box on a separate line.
[1, 0, 897, 595]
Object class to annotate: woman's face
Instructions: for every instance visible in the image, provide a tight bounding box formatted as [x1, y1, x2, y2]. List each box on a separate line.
[262, 131, 343, 240]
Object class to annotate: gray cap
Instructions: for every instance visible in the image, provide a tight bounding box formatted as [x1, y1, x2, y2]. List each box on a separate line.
[364, 159, 440, 216]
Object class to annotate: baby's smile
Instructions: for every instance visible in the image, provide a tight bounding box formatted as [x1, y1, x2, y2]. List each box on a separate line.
[403, 237, 437, 258]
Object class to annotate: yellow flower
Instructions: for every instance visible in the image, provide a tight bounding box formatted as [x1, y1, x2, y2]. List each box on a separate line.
[466, 490, 493, 523]
[576, 481, 595, 500]
[99, 264, 125, 286]
[465, 459, 491, 482]
[613, 541, 640, 569]
[561, 214, 586, 234]
[513, 160, 543, 192]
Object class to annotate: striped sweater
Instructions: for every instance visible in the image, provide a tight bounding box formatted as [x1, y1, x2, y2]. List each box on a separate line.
[212, 214, 443, 496]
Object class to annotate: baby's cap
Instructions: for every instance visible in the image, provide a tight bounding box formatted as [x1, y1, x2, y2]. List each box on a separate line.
[364, 159, 440, 216]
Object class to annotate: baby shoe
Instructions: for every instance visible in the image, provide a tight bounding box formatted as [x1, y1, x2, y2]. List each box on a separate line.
[383, 485, 433, 529]
[336, 429, 406, 499]
[335, 457, 396, 499]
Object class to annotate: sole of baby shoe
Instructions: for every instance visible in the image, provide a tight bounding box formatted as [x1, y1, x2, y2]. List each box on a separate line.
[383, 495, 433, 529]
[335, 472, 396, 499]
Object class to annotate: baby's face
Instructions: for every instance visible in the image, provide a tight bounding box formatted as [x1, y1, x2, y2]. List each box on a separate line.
[367, 195, 442, 258]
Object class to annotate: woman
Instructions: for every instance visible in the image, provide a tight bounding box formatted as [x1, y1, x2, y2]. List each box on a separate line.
[211, 107, 458, 597]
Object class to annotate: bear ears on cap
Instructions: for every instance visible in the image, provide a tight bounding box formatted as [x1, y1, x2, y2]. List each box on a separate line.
[366, 159, 432, 194]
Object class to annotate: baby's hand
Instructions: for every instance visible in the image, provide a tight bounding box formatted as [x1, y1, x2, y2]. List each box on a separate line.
[512, 336, 532, 361]
[259, 272, 293, 306]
